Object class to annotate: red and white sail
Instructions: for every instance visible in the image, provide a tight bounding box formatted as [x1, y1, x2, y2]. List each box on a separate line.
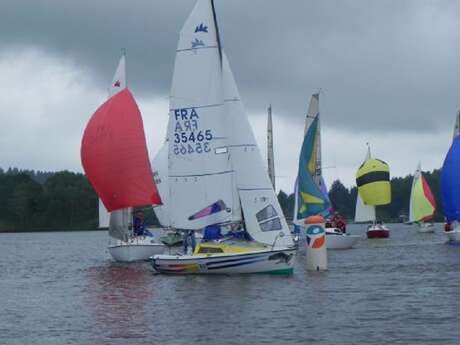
[98, 54, 127, 227]
[81, 88, 161, 212]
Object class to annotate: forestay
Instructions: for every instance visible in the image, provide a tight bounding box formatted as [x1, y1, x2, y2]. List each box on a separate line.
[222, 53, 292, 248]
[167, 0, 235, 229]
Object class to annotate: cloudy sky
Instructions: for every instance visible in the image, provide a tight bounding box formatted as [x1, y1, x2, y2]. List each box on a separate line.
[1, 0, 459, 192]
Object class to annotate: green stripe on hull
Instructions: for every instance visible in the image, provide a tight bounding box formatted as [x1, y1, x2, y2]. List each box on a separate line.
[259, 268, 294, 275]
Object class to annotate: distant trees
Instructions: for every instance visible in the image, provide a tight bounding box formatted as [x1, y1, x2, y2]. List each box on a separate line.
[0, 169, 97, 231]
[0, 167, 445, 231]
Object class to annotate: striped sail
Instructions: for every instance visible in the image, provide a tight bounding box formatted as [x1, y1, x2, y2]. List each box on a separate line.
[222, 52, 292, 248]
[409, 163, 436, 222]
[167, 0, 235, 229]
[294, 116, 330, 223]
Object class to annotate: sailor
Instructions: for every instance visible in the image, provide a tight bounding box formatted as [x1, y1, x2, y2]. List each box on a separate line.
[183, 230, 196, 254]
[133, 212, 145, 237]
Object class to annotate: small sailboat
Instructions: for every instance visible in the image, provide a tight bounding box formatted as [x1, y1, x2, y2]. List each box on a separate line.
[152, 0, 295, 274]
[293, 94, 359, 249]
[441, 111, 460, 243]
[267, 105, 276, 190]
[355, 145, 391, 238]
[81, 53, 165, 262]
[409, 162, 436, 232]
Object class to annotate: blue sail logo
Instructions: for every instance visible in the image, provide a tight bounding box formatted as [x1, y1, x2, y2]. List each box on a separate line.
[191, 38, 205, 48]
[195, 23, 208, 33]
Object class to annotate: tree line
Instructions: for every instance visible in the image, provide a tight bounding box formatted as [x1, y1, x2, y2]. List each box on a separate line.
[0, 168, 97, 231]
[0, 167, 444, 231]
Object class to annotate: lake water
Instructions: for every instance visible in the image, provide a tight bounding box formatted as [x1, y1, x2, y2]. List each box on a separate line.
[1, 224, 459, 345]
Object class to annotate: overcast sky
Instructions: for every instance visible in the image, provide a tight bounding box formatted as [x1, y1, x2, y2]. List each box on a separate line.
[1, 0, 459, 192]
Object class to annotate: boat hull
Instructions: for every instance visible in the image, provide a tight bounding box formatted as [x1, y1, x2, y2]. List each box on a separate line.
[417, 223, 435, 233]
[445, 229, 460, 244]
[109, 237, 165, 262]
[326, 232, 360, 249]
[151, 248, 296, 275]
[366, 226, 390, 239]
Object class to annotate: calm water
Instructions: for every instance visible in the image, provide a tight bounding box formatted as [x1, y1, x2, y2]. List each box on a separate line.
[1, 224, 459, 345]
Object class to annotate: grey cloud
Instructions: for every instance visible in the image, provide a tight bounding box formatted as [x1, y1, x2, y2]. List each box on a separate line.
[2, 0, 460, 132]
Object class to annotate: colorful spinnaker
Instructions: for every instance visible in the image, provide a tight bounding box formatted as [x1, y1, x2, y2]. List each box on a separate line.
[441, 136, 460, 223]
[409, 163, 436, 223]
[81, 88, 161, 212]
[356, 152, 391, 206]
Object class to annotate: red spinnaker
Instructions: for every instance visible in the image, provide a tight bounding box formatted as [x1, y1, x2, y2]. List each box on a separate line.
[81, 88, 161, 211]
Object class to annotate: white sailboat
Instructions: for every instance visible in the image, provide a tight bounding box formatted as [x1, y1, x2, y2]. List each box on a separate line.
[409, 162, 436, 233]
[82, 53, 165, 262]
[355, 145, 391, 238]
[152, 0, 295, 274]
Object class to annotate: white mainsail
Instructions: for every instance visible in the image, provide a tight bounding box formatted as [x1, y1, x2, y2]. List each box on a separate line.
[354, 145, 375, 222]
[306, 93, 321, 186]
[99, 53, 127, 228]
[267, 105, 276, 190]
[152, 144, 170, 228]
[408, 162, 421, 223]
[354, 193, 376, 222]
[223, 53, 293, 248]
[167, 0, 235, 229]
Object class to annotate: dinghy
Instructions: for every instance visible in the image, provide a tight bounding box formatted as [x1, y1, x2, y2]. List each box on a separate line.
[81, 53, 165, 261]
[293, 94, 359, 249]
[409, 162, 436, 232]
[355, 145, 391, 238]
[441, 111, 460, 244]
[152, 0, 295, 274]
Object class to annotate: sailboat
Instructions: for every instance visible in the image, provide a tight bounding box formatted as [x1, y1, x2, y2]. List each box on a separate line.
[293, 94, 359, 249]
[152, 0, 295, 274]
[81, 53, 165, 262]
[355, 145, 391, 238]
[267, 105, 276, 189]
[409, 163, 436, 232]
[441, 111, 460, 243]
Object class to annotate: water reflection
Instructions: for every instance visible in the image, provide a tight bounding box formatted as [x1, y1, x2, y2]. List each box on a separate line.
[85, 262, 153, 344]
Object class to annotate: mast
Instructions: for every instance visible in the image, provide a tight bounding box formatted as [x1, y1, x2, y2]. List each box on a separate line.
[267, 105, 276, 190]
[454, 110, 460, 141]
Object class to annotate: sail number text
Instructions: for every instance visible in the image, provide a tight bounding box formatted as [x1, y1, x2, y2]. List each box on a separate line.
[172, 108, 214, 155]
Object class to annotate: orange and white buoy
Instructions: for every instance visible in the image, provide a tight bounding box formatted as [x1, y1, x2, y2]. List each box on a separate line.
[305, 215, 328, 271]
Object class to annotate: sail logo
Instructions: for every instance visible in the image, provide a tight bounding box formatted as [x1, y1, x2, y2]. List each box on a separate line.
[306, 225, 325, 249]
[191, 38, 205, 48]
[113, 80, 121, 87]
[194, 23, 208, 33]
